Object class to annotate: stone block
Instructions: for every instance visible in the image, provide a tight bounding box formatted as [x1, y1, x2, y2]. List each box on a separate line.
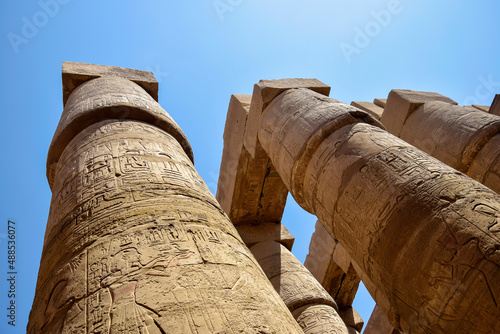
[235, 222, 295, 250]
[216, 94, 289, 225]
[244, 79, 330, 158]
[373, 98, 387, 108]
[471, 104, 490, 112]
[381, 89, 457, 136]
[62, 61, 158, 105]
[490, 94, 500, 116]
[351, 101, 384, 120]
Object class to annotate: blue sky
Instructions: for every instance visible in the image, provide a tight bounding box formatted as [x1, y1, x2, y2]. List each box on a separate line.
[1, 1, 499, 332]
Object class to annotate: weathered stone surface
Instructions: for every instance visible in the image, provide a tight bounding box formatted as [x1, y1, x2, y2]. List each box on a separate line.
[338, 306, 364, 332]
[256, 87, 500, 333]
[62, 61, 158, 104]
[251, 240, 348, 333]
[469, 133, 500, 193]
[364, 305, 400, 334]
[304, 221, 361, 308]
[398, 101, 500, 172]
[304, 220, 338, 282]
[236, 222, 295, 250]
[373, 98, 387, 108]
[29, 65, 305, 333]
[47, 76, 194, 189]
[217, 94, 289, 225]
[471, 104, 490, 112]
[243, 79, 330, 158]
[382, 93, 500, 193]
[380, 89, 457, 136]
[351, 101, 384, 120]
[292, 304, 348, 334]
[490, 94, 500, 116]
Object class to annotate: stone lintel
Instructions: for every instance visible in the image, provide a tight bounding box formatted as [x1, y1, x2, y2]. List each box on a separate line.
[243, 79, 330, 158]
[351, 101, 385, 120]
[471, 104, 490, 112]
[363, 305, 401, 334]
[381, 89, 457, 136]
[216, 94, 289, 225]
[235, 222, 295, 250]
[490, 94, 500, 116]
[373, 98, 387, 108]
[62, 61, 158, 105]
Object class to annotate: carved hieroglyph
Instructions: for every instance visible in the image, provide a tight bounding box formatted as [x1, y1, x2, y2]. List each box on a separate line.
[381, 90, 500, 193]
[253, 86, 500, 333]
[28, 68, 303, 333]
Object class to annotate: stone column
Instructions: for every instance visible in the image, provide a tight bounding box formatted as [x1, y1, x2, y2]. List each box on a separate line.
[247, 82, 500, 334]
[304, 221, 363, 333]
[381, 89, 500, 193]
[251, 240, 349, 334]
[217, 93, 350, 333]
[28, 63, 303, 333]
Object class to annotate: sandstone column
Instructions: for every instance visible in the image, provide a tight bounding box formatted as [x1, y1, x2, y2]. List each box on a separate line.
[381, 90, 500, 193]
[246, 82, 500, 334]
[217, 93, 351, 333]
[28, 63, 303, 333]
[251, 240, 350, 334]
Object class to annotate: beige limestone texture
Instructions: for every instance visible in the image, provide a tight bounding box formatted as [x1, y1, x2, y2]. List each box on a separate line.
[29, 66, 305, 333]
[256, 86, 500, 333]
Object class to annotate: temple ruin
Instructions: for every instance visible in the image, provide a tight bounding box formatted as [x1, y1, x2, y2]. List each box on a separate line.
[29, 63, 500, 333]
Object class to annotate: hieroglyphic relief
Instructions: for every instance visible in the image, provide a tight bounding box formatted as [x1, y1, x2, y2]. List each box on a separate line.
[293, 304, 347, 334]
[258, 86, 500, 333]
[30, 112, 303, 333]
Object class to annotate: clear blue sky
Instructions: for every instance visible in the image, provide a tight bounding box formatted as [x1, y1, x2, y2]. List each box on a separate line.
[1, 1, 499, 333]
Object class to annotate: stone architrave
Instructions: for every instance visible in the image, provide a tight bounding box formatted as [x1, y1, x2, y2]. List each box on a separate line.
[247, 82, 500, 333]
[28, 63, 304, 333]
[382, 90, 500, 193]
